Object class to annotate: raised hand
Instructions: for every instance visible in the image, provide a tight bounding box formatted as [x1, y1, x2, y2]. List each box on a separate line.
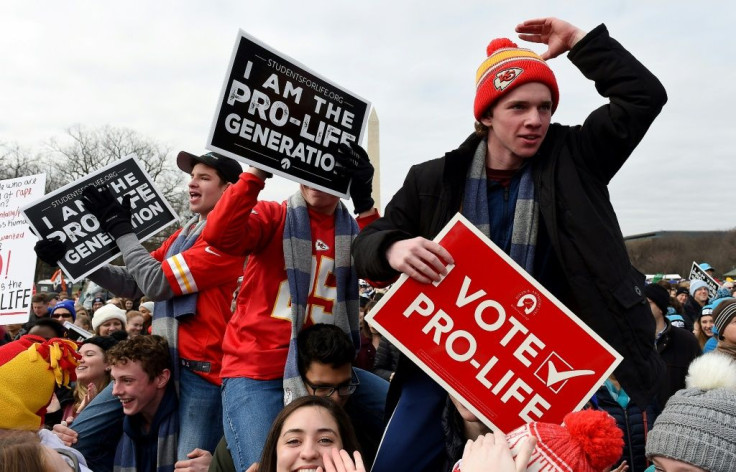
[335, 142, 374, 214]
[319, 448, 366, 472]
[81, 185, 133, 240]
[459, 430, 536, 472]
[34, 237, 67, 266]
[515, 17, 587, 60]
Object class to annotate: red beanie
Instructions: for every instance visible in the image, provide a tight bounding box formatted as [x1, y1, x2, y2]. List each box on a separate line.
[474, 38, 559, 121]
[506, 409, 623, 472]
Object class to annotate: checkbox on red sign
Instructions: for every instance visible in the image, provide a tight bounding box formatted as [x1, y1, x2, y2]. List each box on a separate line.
[534, 352, 595, 395]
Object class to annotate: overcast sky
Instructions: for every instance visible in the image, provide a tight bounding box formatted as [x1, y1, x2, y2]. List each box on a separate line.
[1, 1, 732, 236]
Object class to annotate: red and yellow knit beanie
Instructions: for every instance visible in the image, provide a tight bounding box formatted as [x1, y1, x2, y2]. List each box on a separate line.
[506, 409, 623, 471]
[0, 335, 80, 430]
[474, 38, 559, 121]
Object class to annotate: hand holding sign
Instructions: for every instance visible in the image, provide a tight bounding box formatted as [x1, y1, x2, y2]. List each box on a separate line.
[81, 185, 133, 240]
[386, 236, 455, 284]
[458, 430, 536, 472]
[34, 237, 66, 266]
[335, 142, 374, 214]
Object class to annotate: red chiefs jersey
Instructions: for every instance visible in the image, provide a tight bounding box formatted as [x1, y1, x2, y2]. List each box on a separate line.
[151, 228, 245, 385]
[203, 172, 377, 380]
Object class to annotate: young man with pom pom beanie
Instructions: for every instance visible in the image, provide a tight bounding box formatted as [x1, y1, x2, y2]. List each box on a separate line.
[353, 17, 667, 472]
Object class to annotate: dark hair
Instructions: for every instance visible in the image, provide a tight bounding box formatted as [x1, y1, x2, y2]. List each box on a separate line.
[0, 430, 47, 472]
[474, 107, 493, 137]
[364, 300, 378, 315]
[28, 317, 67, 338]
[31, 293, 48, 304]
[106, 334, 170, 380]
[258, 396, 360, 472]
[84, 330, 128, 352]
[297, 324, 355, 377]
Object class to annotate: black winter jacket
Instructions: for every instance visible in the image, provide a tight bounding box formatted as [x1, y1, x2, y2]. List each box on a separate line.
[595, 385, 658, 471]
[353, 24, 667, 409]
[656, 319, 701, 405]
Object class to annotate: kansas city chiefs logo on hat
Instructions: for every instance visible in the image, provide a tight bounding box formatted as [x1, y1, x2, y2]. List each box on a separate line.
[494, 67, 523, 91]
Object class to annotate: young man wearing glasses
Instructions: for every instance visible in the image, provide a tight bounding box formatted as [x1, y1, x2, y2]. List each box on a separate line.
[50, 300, 76, 324]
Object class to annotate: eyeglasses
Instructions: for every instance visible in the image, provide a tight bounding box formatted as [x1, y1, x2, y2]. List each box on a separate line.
[52, 312, 74, 319]
[304, 369, 360, 398]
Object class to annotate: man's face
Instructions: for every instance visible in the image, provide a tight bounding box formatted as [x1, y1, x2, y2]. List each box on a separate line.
[50, 308, 74, 324]
[480, 82, 552, 169]
[694, 287, 709, 304]
[32, 302, 49, 317]
[723, 317, 736, 345]
[188, 163, 229, 218]
[304, 361, 353, 407]
[299, 185, 340, 215]
[111, 360, 169, 422]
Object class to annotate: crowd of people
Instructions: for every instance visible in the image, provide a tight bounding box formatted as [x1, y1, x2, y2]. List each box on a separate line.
[2, 15, 736, 472]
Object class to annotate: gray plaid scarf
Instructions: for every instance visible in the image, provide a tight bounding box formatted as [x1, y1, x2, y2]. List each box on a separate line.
[462, 139, 538, 272]
[152, 216, 205, 392]
[282, 191, 361, 404]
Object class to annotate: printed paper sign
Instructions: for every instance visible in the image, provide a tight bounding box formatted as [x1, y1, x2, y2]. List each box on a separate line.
[22, 156, 178, 283]
[0, 174, 46, 325]
[688, 262, 719, 298]
[366, 214, 622, 433]
[207, 30, 371, 198]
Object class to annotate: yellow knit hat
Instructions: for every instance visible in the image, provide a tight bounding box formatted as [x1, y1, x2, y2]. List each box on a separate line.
[0, 335, 80, 430]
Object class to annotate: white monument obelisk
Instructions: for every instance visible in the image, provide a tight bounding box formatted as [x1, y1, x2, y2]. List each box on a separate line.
[366, 108, 381, 211]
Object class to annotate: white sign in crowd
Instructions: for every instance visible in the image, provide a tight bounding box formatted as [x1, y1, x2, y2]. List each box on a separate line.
[0, 173, 46, 324]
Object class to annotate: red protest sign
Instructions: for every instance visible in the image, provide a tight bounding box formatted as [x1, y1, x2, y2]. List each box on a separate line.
[365, 214, 622, 433]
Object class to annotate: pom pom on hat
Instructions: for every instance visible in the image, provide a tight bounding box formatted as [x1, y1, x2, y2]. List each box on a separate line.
[562, 410, 624, 470]
[474, 37, 559, 121]
[506, 409, 623, 472]
[646, 386, 736, 469]
[486, 38, 519, 56]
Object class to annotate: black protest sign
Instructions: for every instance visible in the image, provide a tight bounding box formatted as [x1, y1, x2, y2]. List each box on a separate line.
[208, 30, 370, 198]
[689, 261, 719, 298]
[22, 156, 178, 282]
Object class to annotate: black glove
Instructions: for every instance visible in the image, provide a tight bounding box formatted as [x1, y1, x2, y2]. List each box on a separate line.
[34, 237, 67, 266]
[81, 185, 133, 240]
[335, 142, 374, 214]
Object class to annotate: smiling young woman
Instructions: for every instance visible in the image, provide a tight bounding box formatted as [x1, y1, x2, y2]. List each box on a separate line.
[257, 396, 363, 472]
